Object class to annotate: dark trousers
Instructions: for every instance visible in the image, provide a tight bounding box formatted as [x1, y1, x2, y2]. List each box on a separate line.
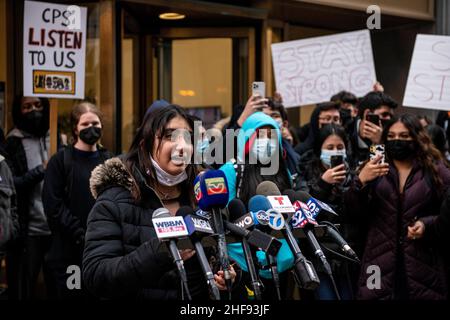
[6, 235, 53, 299]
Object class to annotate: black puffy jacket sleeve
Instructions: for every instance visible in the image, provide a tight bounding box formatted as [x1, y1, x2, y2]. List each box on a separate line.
[82, 193, 174, 299]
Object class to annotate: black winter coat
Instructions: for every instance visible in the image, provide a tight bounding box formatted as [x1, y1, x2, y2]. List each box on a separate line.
[345, 160, 450, 299]
[43, 145, 113, 264]
[83, 157, 209, 300]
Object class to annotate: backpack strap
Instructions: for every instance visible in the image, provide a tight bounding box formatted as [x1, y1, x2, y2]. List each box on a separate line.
[63, 145, 74, 198]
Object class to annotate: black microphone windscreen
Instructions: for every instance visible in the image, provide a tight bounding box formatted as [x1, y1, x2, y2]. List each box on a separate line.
[228, 198, 247, 221]
[176, 206, 195, 217]
[283, 189, 296, 203]
[256, 181, 281, 196]
[295, 191, 311, 203]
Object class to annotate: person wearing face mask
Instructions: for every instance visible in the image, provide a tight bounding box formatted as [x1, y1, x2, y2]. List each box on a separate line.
[4, 95, 52, 299]
[220, 111, 296, 299]
[330, 90, 359, 134]
[297, 124, 361, 300]
[188, 115, 214, 171]
[260, 96, 301, 181]
[294, 102, 342, 156]
[41, 102, 112, 299]
[83, 104, 237, 300]
[345, 114, 450, 300]
[350, 91, 398, 165]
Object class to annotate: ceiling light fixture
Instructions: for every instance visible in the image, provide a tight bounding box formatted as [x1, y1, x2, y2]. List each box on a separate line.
[159, 12, 186, 20]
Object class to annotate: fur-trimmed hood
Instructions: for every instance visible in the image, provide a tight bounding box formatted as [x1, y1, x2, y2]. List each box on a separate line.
[90, 157, 140, 200]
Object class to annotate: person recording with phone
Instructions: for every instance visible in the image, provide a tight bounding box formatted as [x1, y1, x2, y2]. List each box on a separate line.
[297, 124, 361, 300]
[345, 114, 450, 300]
[82, 104, 236, 299]
[350, 91, 398, 164]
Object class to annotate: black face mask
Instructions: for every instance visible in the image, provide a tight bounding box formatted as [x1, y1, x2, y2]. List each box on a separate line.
[79, 126, 102, 145]
[20, 111, 45, 136]
[380, 119, 391, 128]
[340, 109, 352, 126]
[385, 139, 416, 161]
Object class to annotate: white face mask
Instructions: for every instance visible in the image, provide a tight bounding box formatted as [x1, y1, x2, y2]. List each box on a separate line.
[196, 138, 209, 153]
[150, 156, 188, 187]
[320, 149, 346, 167]
[251, 138, 278, 164]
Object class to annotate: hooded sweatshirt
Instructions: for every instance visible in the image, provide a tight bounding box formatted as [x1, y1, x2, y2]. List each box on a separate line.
[219, 112, 294, 279]
[7, 128, 50, 236]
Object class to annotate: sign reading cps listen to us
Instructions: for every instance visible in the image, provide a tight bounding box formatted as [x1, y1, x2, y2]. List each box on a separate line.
[23, 0, 87, 99]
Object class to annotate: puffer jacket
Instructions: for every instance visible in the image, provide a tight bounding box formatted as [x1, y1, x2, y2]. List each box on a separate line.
[0, 155, 18, 253]
[345, 160, 450, 300]
[82, 157, 209, 300]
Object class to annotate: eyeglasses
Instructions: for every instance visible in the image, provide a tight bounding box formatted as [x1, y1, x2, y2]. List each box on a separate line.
[319, 116, 341, 123]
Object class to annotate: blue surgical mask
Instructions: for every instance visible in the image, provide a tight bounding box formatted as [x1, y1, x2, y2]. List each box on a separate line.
[320, 149, 347, 167]
[197, 138, 209, 153]
[251, 138, 278, 163]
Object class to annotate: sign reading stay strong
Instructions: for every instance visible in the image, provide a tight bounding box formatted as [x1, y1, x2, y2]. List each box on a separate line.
[403, 34, 450, 111]
[271, 30, 376, 108]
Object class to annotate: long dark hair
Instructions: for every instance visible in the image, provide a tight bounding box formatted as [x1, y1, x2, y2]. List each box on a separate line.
[313, 123, 349, 157]
[382, 114, 443, 189]
[238, 145, 291, 205]
[124, 104, 197, 203]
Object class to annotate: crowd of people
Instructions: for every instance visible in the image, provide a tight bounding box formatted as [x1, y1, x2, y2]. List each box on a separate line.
[1, 82, 450, 301]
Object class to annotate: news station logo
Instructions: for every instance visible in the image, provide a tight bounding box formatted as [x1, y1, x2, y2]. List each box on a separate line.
[194, 181, 202, 202]
[266, 209, 285, 230]
[205, 177, 228, 195]
[191, 216, 213, 233]
[153, 217, 188, 239]
[267, 195, 294, 213]
[254, 210, 269, 225]
[234, 215, 254, 229]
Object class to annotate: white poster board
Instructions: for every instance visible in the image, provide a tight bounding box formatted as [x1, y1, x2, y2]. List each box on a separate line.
[23, 0, 87, 99]
[271, 29, 376, 108]
[403, 34, 450, 110]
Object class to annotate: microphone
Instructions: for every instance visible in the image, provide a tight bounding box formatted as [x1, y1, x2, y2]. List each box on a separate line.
[248, 194, 282, 300]
[224, 216, 282, 256]
[248, 195, 272, 227]
[194, 170, 233, 295]
[231, 200, 257, 229]
[152, 208, 192, 300]
[231, 196, 271, 228]
[176, 206, 221, 300]
[323, 222, 360, 263]
[284, 189, 339, 299]
[294, 191, 360, 262]
[227, 199, 263, 300]
[255, 182, 320, 290]
[294, 191, 338, 221]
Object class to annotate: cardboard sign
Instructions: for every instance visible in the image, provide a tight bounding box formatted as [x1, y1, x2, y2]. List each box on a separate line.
[403, 34, 450, 110]
[271, 29, 376, 107]
[23, 1, 87, 99]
